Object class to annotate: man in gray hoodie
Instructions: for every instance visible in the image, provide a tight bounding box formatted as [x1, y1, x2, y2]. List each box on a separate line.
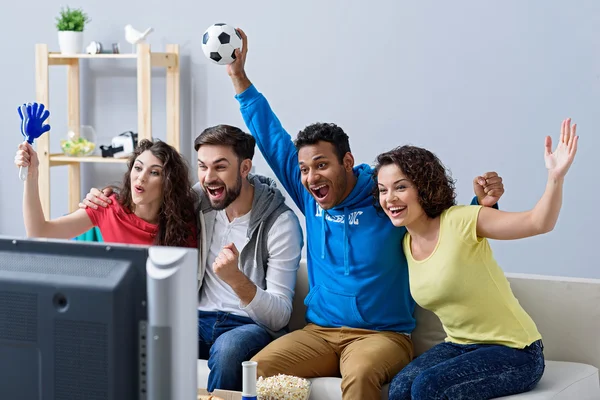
[192, 124, 303, 391]
[80, 125, 303, 392]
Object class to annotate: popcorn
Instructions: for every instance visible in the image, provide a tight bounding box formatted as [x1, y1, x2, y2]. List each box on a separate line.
[197, 395, 224, 400]
[256, 374, 311, 400]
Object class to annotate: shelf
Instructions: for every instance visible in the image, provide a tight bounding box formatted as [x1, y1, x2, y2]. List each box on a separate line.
[48, 51, 177, 68]
[36, 42, 180, 215]
[49, 52, 137, 59]
[49, 154, 129, 166]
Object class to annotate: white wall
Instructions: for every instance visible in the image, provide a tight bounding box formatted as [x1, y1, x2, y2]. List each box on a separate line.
[1, 0, 598, 278]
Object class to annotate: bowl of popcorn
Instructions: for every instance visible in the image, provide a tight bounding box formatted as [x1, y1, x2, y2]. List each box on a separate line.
[256, 374, 311, 400]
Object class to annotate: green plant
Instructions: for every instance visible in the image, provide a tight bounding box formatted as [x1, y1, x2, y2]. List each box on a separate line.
[55, 6, 90, 32]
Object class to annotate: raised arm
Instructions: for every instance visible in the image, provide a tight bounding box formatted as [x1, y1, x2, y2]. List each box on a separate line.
[227, 29, 307, 211]
[477, 118, 578, 240]
[16, 142, 93, 239]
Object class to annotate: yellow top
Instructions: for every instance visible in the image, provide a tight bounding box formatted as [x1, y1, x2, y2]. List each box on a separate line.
[403, 205, 541, 348]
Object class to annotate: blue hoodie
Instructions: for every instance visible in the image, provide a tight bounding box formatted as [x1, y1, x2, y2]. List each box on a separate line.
[236, 85, 480, 333]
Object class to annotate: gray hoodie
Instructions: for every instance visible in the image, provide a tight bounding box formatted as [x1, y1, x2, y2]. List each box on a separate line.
[192, 174, 301, 336]
[192, 174, 294, 294]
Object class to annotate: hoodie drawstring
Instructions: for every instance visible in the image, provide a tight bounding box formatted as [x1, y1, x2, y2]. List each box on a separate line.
[321, 212, 326, 259]
[343, 207, 349, 276]
[321, 208, 350, 275]
[253, 221, 264, 269]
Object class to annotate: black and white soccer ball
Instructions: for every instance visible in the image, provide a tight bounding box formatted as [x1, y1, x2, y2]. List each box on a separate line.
[201, 23, 242, 65]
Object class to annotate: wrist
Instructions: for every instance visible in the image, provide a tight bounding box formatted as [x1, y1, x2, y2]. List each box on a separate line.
[547, 172, 565, 185]
[231, 72, 252, 94]
[28, 169, 39, 179]
[229, 271, 255, 292]
[223, 269, 245, 287]
[230, 68, 246, 78]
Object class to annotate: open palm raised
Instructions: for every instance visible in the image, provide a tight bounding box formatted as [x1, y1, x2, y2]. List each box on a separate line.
[544, 118, 579, 180]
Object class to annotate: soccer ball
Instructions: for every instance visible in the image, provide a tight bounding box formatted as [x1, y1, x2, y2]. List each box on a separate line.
[201, 23, 242, 65]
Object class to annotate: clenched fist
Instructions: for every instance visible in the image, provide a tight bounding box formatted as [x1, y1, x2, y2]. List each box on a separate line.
[212, 243, 243, 284]
[473, 171, 505, 207]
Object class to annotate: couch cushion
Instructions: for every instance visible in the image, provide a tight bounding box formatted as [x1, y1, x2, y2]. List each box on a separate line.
[411, 304, 446, 357]
[197, 360, 600, 399]
[305, 377, 389, 400]
[504, 273, 600, 372]
[497, 361, 599, 399]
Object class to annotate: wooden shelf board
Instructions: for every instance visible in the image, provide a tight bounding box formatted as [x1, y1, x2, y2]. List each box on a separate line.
[49, 154, 129, 165]
[47, 52, 176, 68]
[49, 52, 137, 59]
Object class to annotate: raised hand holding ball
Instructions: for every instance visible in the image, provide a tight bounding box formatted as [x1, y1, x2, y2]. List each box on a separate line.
[201, 23, 242, 65]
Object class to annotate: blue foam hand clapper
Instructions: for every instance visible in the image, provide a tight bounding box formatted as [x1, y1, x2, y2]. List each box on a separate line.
[17, 102, 51, 181]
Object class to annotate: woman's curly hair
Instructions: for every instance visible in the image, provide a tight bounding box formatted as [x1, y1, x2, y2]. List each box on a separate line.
[373, 145, 456, 219]
[118, 139, 198, 247]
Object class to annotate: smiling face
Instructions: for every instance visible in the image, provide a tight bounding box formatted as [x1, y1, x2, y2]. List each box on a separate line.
[197, 144, 249, 210]
[130, 150, 164, 207]
[376, 163, 425, 227]
[298, 141, 354, 210]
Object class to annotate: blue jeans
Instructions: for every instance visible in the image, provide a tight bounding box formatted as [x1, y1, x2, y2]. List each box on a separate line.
[198, 310, 272, 392]
[388, 340, 545, 400]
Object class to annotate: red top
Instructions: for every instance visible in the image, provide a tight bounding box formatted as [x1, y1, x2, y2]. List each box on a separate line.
[85, 194, 197, 248]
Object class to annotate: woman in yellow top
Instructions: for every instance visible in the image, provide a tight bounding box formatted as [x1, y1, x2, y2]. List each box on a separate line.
[375, 118, 579, 400]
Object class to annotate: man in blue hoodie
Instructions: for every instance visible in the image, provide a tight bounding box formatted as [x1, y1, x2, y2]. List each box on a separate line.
[227, 30, 505, 400]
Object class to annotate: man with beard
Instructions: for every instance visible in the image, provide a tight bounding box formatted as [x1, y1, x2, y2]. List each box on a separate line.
[79, 125, 303, 392]
[192, 124, 303, 391]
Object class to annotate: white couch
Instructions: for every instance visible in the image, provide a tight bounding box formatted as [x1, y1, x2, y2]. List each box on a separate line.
[198, 262, 600, 399]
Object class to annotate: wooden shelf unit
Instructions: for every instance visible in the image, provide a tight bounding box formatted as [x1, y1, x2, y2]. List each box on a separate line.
[35, 43, 181, 218]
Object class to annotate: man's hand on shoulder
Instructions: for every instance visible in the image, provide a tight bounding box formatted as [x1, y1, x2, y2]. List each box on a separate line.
[78, 187, 113, 210]
[473, 172, 504, 207]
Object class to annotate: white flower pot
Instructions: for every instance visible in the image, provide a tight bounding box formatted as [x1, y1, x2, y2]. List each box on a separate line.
[58, 31, 83, 55]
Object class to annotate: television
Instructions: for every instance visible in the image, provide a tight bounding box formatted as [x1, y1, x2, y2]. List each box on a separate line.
[0, 236, 198, 400]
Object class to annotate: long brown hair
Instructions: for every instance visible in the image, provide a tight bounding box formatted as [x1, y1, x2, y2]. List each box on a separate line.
[118, 139, 198, 247]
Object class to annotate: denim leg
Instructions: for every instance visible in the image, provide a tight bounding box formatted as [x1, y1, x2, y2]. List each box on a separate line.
[388, 342, 462, 400]
[411, 340, 545, 400]
[207, 323, 273, 392]
[197, 311, 218, 360]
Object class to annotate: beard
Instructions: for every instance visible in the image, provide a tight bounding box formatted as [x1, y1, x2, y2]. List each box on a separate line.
[206, 174, 242, 210]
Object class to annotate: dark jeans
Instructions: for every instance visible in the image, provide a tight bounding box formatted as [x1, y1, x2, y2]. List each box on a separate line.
[388, 340, 545, 400]
[198, 310, 272, 392]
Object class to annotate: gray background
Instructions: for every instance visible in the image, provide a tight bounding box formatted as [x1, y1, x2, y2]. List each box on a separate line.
[1, 0, 597, 278]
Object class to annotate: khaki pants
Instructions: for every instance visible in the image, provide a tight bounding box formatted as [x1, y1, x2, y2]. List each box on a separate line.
[251, 323, 414, 400]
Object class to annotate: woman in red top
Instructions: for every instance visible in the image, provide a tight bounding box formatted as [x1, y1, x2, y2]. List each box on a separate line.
[15, 139, 198, 248]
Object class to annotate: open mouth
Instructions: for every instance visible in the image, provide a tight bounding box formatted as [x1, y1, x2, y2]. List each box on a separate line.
[206, 185, 225, 199]
[388, 206, 407, 217]
[134, 185, 144, 194]
[310, 184, 329, 200]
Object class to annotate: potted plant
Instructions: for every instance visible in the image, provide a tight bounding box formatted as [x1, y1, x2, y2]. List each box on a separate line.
[55, 6, 90, 54]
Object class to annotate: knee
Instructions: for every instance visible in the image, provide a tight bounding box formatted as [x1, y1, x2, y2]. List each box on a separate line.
[344, 362, 377, 383]
[411, 370, 443, 400]
[387, 372, 413, 400]
[209, 341, 246, 371]
[251, 350, 276, 378]
[341, 361, 382, 392]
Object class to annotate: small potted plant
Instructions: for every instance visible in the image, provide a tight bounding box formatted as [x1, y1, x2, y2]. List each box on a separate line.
[55, 6, 90, 54]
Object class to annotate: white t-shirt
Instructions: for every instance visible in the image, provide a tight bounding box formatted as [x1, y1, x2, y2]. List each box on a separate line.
[197, 209, 302, 331]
